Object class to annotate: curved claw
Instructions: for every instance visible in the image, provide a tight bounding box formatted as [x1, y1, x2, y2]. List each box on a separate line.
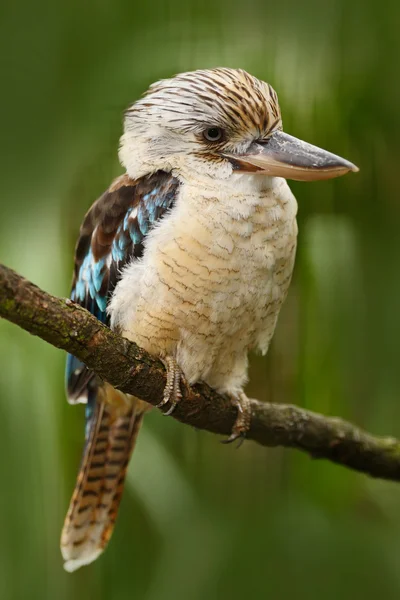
[221, 432, 246, 447]
[163, 402, 178, 416]
[155, 398, 169, 409]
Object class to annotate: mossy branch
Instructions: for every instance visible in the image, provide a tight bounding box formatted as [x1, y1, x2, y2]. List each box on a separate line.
[1, 262, 400, 481]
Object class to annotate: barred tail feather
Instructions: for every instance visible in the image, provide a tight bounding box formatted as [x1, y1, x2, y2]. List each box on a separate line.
[61, 389, 145, 572]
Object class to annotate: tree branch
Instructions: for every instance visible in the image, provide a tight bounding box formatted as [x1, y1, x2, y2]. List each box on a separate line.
[1, 262, 400, 482]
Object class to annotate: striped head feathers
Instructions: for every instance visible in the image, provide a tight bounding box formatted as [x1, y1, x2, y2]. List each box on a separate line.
[119, 68, 282, 182]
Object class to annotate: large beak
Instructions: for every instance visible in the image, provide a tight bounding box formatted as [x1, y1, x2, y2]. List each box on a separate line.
[224, 130, 359, 181]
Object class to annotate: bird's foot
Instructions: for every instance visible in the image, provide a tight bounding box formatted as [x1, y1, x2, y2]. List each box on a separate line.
[156, 356, 186, 416]
[222, 392, 252, 445]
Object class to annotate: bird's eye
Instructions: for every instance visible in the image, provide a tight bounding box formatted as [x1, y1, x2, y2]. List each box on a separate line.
[203, 127, 224, 142]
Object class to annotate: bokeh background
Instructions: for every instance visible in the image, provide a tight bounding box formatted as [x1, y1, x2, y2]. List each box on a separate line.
[1, 0, 400, 598]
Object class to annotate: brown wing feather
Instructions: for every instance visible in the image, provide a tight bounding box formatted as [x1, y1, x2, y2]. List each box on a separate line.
[67, 170, 179, 402]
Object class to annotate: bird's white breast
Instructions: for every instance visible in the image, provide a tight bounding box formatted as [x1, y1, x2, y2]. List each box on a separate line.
[109, 174, 298, 394]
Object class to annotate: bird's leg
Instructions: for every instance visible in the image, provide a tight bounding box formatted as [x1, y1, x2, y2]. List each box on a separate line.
[156, 356, 186, 416]
[222, 391, 252, 444]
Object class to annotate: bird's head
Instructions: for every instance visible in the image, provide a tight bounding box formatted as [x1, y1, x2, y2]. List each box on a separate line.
[120, 68, 358, 185]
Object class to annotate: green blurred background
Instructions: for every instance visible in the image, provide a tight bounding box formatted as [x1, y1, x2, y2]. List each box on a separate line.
[1, 0, 400, 598]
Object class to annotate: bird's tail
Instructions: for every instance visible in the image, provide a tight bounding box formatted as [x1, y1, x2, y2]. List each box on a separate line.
[61, 384, 147, 572]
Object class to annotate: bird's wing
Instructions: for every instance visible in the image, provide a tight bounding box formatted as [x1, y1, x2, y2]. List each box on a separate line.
[66, 171, 180, 404]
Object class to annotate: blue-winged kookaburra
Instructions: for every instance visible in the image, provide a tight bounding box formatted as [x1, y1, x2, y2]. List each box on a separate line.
[61, 68, 358, 571]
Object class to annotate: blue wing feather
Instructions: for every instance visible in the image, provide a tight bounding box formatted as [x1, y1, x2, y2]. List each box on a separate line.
[66, 171, 179, 403]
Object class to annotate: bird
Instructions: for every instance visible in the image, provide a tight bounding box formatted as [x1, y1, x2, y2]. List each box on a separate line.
[61, 67, 358, 572]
